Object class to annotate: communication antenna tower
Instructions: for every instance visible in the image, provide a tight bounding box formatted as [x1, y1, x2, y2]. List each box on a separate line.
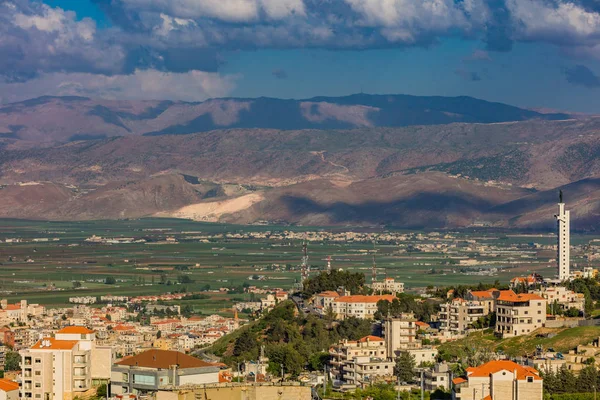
[301, 240, 309, 286]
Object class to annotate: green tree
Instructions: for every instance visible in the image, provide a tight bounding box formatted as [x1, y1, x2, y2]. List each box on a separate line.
[72, 281, 82, 289]
[104, 276, 116, 285]
[308, 352, 330, 371]
[394, 351, 416, 383]
[96, 383, 107, 398]
[576, 365, 598, 393]
[233, 331, 258, 357]
[4, 351, 20, 371]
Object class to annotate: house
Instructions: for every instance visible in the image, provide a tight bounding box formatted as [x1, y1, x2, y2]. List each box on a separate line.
[453, 360, 543, 400]
[495, 291, 547, 338]
[313, 291, 340, 310]
[531, 286, 585, 313]
[0, 379, 19, 400]
[110, 349, 220, 396]
[423, 363, 451, 392]
[439, 298, 491, 333]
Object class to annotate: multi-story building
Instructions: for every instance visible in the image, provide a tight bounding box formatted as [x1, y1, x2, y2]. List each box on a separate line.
[110, 349, 220, 395]
[532, 286, 585, 313]
[495, 290, 547, 338]
[329, 336, 393, 388]
[439, 298, 490, 333]
[332, 295, 396, 320]
[423, 363, 451, 392]
[453, 360, 542, 400]
[382, 314, 421, 357]
[371, 278, 404, 295]
[20, 326, 111, 400]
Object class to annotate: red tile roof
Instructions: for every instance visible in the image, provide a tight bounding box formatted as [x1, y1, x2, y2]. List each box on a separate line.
[466, 360, 541, 381]
[31, 338, 79, 350]
[116, 349, 217, 370]
[452, 377, 467, 385]
[57, 326, 95, 334]
[497, 290, 544, 303]
[335, 294, 396, 304]
[0, 379, 19, 392]
[358, 335, 384, 342]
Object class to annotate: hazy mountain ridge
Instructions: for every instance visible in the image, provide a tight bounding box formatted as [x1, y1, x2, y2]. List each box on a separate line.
[0, 95, 598, 228]
[0, 94, 570, 143]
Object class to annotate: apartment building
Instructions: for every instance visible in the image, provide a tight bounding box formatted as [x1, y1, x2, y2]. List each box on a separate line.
[439, 298, 490, 333]
[382, 314, 421, 357]
[371, 278, 405, 295]
[110, 349, 220, 395]
[329, 336, 393, 388]
[332, 295, 396, 320]
[532, 286, 585, 313]
[423, 363, 451, 392]
[20, 326, 111, 400]
[453, 360, 543, 400]
[495, 291, 546, 338]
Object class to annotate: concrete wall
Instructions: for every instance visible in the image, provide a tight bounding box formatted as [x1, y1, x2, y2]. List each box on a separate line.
[157, 384, 311, 400]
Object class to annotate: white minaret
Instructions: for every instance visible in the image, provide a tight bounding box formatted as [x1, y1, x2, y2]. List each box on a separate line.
[555, 190, 570, 281]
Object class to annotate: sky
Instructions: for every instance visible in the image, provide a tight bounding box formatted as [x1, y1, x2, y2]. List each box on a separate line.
[3, 1, 600, 112]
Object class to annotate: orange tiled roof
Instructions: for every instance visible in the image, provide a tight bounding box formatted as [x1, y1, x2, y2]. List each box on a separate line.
[5, 305, 20, 311]
[335, 294, 396, 304]
[452, 377, 467, 385]
[31, 338, 79, 350]
[57, 326, 95, 334]
[469, 289, 497, 299]
[317, 291, 340, 298]
[116, 349, 217, 369]
[497, 290, 544, 303]
[358, 335, 384, 342]
[466, 360, 541, 381]
[0, 379, 19, 392]
[415, 321, 430, 328]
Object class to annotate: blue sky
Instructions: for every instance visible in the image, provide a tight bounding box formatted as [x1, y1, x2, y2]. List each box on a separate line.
[2, 0, 600, 112]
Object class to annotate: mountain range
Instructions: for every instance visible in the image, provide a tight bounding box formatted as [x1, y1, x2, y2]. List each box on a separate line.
[0, 94, 598, 230]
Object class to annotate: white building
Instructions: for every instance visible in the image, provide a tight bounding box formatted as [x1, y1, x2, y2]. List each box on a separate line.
[555, 191, 570, 281]
[20, 326, 112, 400]
[0, 379, 19, 400]
[371, 278, 404, 295]
[332, 295, 396, 320]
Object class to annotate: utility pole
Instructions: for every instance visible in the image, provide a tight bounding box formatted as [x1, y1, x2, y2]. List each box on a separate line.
[300, 240, 309, 289]
[421, 370, 424, 400]
[281, 363, 284, 382]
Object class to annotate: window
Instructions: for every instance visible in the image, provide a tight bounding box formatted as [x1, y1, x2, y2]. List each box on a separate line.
[34, 359, 41, 364]
[133, 375, 156, 386]
[35, 371, 41, 376]
[35, 383, 41, 388]
[527, 377, 534, 383]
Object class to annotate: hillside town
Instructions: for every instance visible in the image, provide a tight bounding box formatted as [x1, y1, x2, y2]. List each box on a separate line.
[0, 196, 598, 400]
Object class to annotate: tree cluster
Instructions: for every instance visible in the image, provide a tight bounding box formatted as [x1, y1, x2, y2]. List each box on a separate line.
[302, 270, 366, 297]
[216, 301, 373, 378]
[374, 294, 438, 322]
[543, 365, 600, 395]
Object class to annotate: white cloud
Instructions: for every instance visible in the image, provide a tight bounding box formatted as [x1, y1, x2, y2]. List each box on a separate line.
[0, 69, 239, 103]
[507, 0, 600, 42]
[121, 0, 303, 22]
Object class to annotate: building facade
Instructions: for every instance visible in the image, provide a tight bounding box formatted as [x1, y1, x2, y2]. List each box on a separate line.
[453, 360, 543, 400]
[20, 326, 111, 400]
[332, 295, 396, 320]
[495, 291, 547, 338]
[371, 278, 405, 295]
[111, 349, 220, 396]
[382, 314, 421, 357]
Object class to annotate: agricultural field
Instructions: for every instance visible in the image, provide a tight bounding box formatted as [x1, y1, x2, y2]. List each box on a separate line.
[0, 218, 598, 313]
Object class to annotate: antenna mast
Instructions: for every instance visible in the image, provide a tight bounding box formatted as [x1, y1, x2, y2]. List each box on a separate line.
[301, 240, 309, 287]
[327, 255, 332, 273]
[372, 241, 377, 283]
